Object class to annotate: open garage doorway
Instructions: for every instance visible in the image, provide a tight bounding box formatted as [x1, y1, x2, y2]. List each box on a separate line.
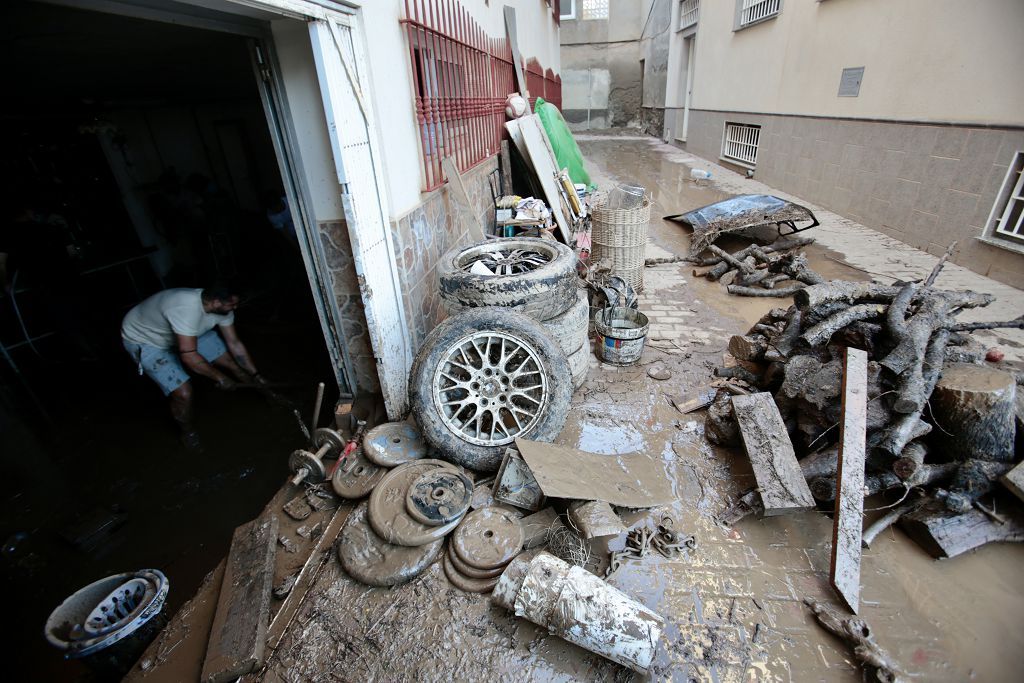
[0, 1, 347, 678]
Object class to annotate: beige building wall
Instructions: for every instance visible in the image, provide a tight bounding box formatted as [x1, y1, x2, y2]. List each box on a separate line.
[671, 0, 1024, 288]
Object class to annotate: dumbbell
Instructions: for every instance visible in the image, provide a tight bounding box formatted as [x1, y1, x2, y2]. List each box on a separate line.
[288, 428, 347, 486]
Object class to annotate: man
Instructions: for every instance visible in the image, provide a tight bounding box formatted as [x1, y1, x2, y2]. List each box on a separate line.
[122, 285, 263, 449]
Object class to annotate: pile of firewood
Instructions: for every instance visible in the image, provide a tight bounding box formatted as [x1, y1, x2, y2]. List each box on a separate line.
[713, 246, 1024, 558]
[689, 235, 824, 297]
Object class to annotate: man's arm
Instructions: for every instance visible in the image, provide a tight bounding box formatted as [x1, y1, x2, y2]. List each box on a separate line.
[177, 334, 233, 387]
[219, 324, 260, 379]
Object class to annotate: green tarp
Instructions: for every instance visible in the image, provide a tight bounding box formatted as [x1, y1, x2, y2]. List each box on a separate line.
[534, 97, 592, 187]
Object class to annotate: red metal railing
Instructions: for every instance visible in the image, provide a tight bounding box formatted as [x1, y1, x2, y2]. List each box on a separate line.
[401, 0, 561, 192]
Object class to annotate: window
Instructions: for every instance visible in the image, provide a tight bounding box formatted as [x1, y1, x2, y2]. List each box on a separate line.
[679, 0, 699, 31]
[982, 151, 1024, 247]
[560, 0, 576, 20]
[722, 122, 761, 167]
[581, 0, 609, 21]
[737, 0, 781, 29]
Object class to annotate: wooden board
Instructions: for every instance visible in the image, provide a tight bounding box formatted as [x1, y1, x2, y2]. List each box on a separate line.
[1001, 461, 1024, 503]
[515, 114, 573, 244]
[900, 499, 1024, 559]
[441, 157, 485, 241]
[830, 347, 868, 613]
[500, 139, 513, 196]
[670, 387, 717, 414]
[201, 513, 279, 683]
[732, 392, 816, 516]
[503, 6, 528, 98]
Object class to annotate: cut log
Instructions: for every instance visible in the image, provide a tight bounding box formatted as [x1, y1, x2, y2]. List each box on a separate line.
[803, 598, 901, 683]
[899, 499, 1024, 559]
[937, 460, 1015, 513]
[795, 282, 903, 311]
[202, 514, 279, 683]
[727, 284, 806, 297]
[892, 441, 928, 481]
[704, 390, 741, 447]
[811, 463, 957, 503]
[709, 245, 756, 274]
[929, 363, 1016, 462]
[732, 392, 815, 515]
[830, 347, 868, 613]
[719, 268, 740, 286]
[801, 303, 887, 348]
[862, 497, 926, 549]
[728, 334, 769, 362]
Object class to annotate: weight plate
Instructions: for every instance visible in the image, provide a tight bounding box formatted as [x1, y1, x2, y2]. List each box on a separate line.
[338, 502, 443, 587]
[313, 427, 347, 453]
[452, 507, 524, 570]
[447, 542, 505, 579]
[331, 447, 387, 500]
[288, 449, 326, 482]
[364, 422, 427, 467]
[442, 550, 499, 593]
[368, 460, 463, 547]
[406, 469, 474, 526]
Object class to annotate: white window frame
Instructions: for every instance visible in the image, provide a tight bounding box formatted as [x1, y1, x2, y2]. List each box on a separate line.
[678, 0, 699, 32]
[560, 0, 576, 20]
[734, 0, 782, 31]
[721, 121, 761, 169]
[978, 151, 1024, 256]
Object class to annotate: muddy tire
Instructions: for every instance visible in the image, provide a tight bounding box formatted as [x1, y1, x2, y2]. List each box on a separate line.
[410, 307, 571, 472]
[569, 343, 590, 390]
[541, 288, 590, 356]
[439, 238, 578, 321]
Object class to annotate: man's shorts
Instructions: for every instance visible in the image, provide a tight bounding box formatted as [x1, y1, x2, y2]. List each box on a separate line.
[123, 330, 228, 396]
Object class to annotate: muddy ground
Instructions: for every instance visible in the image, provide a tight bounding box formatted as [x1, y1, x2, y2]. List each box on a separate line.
[231, 134, 1024, 682]
[119, 132, 1024, 683]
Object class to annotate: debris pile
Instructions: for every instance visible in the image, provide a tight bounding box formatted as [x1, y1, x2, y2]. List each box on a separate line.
[690, 235, 823, 297]
[714, 249, 1024, 559]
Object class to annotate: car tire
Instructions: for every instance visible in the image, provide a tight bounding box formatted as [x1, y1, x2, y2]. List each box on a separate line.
[409, 307, 571, 472]
[568, 343, 590, 390]
[439, 237, 578, 321]
[540, 288, 590, 357]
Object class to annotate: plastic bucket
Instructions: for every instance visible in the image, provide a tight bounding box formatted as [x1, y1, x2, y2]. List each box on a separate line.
[594, 307, 649, 366]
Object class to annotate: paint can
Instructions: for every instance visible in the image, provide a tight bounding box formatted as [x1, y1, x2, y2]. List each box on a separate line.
[594, 306, 649, 366]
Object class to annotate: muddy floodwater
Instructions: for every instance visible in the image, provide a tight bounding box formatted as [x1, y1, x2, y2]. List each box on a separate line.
[236, 134, 1024, 682]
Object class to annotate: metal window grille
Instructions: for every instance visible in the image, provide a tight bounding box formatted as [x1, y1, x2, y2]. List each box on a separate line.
[722, 122, 761, 166]
[581, 0, 609, 21]
[402, 0, 561, 192]
[990, 152, 1024, 243]
[740, 0, 780, 26]
[679, 0, 699, 30]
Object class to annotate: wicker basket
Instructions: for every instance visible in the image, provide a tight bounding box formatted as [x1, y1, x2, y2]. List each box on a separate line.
[590, 194, 651, 291]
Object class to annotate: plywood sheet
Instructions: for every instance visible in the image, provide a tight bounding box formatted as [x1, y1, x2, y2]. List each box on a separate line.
[515, 438, 675, 508]
[516, 114, 573, 244]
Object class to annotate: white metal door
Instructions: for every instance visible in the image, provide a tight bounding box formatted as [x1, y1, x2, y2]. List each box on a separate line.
[681, 37, 695, 142]
[308, 18, 412, 419]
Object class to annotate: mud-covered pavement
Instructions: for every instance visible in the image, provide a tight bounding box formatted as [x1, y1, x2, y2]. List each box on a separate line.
[248, 134, 1024, 682]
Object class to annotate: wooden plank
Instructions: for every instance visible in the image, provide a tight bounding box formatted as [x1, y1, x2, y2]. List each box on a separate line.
[201, 513, 279, 683]
[441, 157, 485, 241]
[500, 139, 513, 196]
[670, 387, 717, 414]
[830, 347, 868, 613]
[1000, 461, 1024, 503]
[516, 115, 573, 244]
[731, 392, 815, 516]
[503, 6, 528, 98]
[900, 500, 1024, 559]
[124, 560, 225, 683]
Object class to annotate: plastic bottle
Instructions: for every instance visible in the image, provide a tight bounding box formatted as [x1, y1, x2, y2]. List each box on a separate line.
[690, 169, 712, 180]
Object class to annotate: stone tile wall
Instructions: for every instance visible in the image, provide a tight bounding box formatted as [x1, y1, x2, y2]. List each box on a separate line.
[683, 109, 1024, 288]
[391, 157, 500, 355]
[316, 220, 379, 393]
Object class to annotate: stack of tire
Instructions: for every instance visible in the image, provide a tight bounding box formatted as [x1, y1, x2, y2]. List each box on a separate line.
[409, 237, 590, 473]
[437, 237, 590, 390]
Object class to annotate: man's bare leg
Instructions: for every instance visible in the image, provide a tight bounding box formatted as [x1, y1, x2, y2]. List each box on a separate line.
[169, 381, 200, 450]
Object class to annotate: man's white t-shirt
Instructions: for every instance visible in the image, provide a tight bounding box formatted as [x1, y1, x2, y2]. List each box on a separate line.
[122, 288, 235, 350]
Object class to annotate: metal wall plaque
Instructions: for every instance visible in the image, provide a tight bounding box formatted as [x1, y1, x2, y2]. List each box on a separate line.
[838, 67, 865, 97]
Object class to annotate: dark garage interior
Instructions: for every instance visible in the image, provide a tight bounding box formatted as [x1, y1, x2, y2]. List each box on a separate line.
[1, 2, 337, 679]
